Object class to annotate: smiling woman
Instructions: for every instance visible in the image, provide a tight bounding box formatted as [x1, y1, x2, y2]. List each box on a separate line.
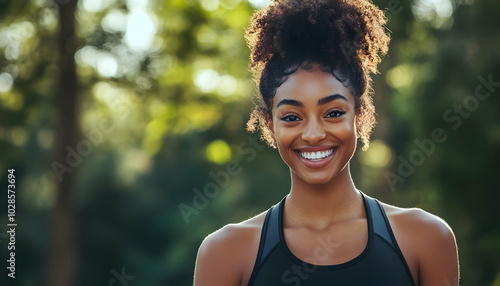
[270, 67, 357, 186]
[193, 1, 459, 286]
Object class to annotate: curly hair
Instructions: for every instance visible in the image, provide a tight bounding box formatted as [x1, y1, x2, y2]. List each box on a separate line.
[245, 0, 390, 150]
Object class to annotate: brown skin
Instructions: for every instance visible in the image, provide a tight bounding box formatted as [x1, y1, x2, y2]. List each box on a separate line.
[194, 65, 459, 286]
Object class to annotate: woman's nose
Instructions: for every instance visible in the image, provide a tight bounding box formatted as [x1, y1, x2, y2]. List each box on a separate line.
[301, 119, 326, 144]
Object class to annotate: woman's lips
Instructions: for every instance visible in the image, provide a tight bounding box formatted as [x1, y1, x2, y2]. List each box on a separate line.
[294, 147, 337, 169]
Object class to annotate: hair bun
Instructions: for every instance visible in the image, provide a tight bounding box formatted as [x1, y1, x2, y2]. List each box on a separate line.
[246, 0, 390, 74]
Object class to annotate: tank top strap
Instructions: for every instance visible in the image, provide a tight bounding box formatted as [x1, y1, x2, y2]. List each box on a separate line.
[362, 192, 397, 251]
[260, 197, 282, 264]
[362, 192, 416, 286]
[253, 196, 285, 269]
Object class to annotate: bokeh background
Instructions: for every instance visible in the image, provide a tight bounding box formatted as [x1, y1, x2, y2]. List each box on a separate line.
[0, 0, 499, 285]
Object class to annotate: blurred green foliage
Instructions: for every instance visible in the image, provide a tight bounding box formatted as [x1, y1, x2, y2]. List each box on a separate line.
[0, 0, 499, 285]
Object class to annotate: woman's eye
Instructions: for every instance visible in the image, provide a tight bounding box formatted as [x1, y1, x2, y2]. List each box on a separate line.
[326, 110, 346, 118]
[280, 114, 301, 122]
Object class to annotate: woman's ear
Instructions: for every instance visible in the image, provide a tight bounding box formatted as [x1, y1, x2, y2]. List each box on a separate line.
[354, 115, 361, 139]
[265, 113, 277, 148]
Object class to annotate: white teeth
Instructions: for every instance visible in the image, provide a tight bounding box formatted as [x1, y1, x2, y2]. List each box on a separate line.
[299, 148, 335, 161]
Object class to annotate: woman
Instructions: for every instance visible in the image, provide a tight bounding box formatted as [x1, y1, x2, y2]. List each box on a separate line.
[194, 0, 460, 285]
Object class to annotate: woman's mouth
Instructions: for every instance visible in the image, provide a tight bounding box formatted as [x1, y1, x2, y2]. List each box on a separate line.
[294, 147, 338, 168]
[298, 148, 335, 161]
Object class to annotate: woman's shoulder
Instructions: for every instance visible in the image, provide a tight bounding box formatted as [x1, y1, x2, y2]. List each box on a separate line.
[199, 210, 267, 252]
[194, 210, 268, 285]
[379, 201, 456, 243]
[378, 200, 459, 284]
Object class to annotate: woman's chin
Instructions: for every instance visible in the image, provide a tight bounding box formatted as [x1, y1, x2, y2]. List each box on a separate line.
[295, 171, 337, 186]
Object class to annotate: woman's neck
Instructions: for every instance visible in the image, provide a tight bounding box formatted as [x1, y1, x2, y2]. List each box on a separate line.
[285, 164, 363, 230]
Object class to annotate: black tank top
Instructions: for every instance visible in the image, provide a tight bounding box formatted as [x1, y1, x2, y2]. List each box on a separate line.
[247, 191, 416, 286]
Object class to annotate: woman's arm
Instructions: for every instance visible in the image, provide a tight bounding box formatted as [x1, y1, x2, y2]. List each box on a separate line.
[414, 210, 460, 286]
[193, 225, 245, 286]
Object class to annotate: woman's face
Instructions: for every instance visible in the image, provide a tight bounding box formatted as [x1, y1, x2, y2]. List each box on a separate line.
[268, 65, 358, 185]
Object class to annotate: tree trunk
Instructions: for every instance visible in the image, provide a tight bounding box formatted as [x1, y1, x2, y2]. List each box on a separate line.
[48, 0, 79, 285]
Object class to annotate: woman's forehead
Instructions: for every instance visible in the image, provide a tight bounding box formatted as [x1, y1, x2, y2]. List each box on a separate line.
[275, 67, 354, 101]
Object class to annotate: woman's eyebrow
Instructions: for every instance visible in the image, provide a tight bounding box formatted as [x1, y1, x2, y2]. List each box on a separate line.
[276, 94, 347, 109]
[318, 94, 347, 105]
[276, 99, 304, 108]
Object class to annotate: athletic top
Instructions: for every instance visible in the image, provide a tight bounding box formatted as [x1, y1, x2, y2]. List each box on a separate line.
[247, 191, 416, 286]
